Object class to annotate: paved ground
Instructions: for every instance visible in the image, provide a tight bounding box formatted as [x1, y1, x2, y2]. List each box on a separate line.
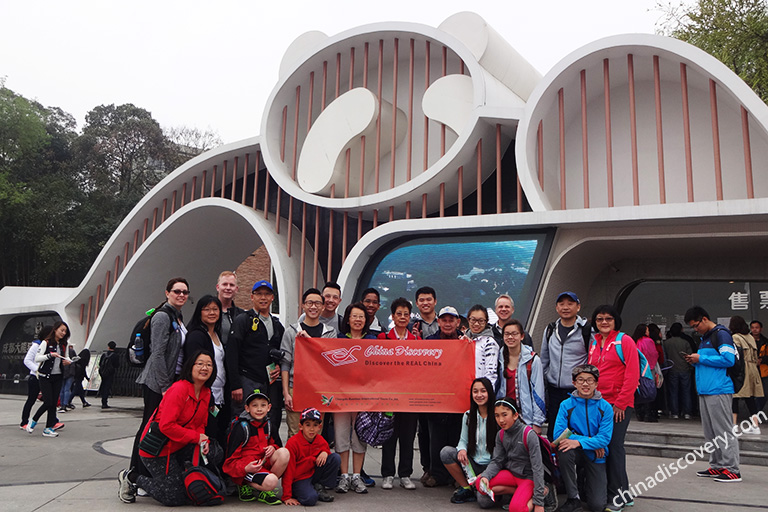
[1, 394, 766, 511]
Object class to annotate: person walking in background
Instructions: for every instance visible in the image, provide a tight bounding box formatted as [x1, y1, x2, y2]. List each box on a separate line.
[663, 323, 693, 419]
[730, 315, 763, 434]
[68, 348, 92, 409]
[20, 326, 53, 430]
[632, 324, 658, 422]
[684, 306, 741, 483]
[57, 339, 78, 413]
[99, 341, 119, 409]
[751, 320, 768, 411]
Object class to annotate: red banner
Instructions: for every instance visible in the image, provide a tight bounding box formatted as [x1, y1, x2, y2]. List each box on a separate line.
[293, 337, 475, 413]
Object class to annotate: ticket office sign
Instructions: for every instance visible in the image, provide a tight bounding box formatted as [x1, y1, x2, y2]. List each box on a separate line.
[293, 337, 475, 413]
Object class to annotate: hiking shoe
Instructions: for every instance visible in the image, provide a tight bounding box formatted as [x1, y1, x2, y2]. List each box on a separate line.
[257, 490, 282, 505]
[399, 476, 415, 490]
[450, 487, 476, 503]
[381, 476, 394, 489]
[25, 420, 36, 433]
[351, 475, 368, 494]
[714, 469, 742, 482]
[238, 484, 257, 502]
[118, 468, 137, 503]
[556, 498, 582, 512]
[42, 427, 58, 437]
[53, 422, 65, 430]
[314, 483, 334, 502]
[696, 467, 723, 478]
[335, 474, 350, 493]
[360, 470, 375, 487]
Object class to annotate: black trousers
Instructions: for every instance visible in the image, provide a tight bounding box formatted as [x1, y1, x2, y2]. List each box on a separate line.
[100, 374, 114, 407]
[546, 385, 573, 441]
[130, 385, 163, 476]
[427, 413, 463, 484]
[20, 375, 40, 426]
[36, 374, 63, 428]
[381, 412, 418, 477]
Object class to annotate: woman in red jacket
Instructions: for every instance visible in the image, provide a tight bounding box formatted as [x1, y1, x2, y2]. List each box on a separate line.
[587, 305, 639, 512]
[118, 350, 214, 506]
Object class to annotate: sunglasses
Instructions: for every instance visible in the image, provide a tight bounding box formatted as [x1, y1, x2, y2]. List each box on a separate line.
[170, 289, 190, 296]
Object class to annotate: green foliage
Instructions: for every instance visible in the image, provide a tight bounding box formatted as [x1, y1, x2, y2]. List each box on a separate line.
[0, 86, 221, 288]
[658, 0, 768, 103]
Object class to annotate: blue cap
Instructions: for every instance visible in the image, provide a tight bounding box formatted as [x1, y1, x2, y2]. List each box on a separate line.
[556, 291, 579, 303]
[300, 407, 322, 423]
[252, 280, 273, 293]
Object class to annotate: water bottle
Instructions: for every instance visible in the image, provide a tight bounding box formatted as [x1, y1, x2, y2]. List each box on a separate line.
[133, 333, 144, 362]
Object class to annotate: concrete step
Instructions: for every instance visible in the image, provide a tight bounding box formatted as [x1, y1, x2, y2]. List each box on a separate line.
[625, 440, 767, 467]
[626, 429, 767, 453]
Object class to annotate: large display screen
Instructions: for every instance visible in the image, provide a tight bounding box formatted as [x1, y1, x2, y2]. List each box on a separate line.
[358, 231, 552, 328]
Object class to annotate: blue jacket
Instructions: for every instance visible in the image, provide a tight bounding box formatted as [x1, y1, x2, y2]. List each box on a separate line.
[495, 344, 546, 427]
[552, 390, 613, 463]
[695, 324, 736, 396]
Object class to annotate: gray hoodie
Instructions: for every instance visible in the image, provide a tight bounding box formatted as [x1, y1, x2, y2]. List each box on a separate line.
[280, 321, 336, 387]
[540, 316, 591, 389]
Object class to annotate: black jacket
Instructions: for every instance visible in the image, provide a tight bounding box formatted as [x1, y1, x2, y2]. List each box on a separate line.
[226, 310, 285, 391]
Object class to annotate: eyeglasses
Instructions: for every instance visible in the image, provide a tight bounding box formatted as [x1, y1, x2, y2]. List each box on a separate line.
[349, 314, 367, 320]
[202, 306, 220, 313]
[170, 289, 190, 296]
[194, 362, 213, 368]
[503, 332, 522, 338]
[304, 300, 323, 307]
[689, 320, 701, 330]
[595, 316, 614, 324]
[575, 377, 596, 385]
[468, 318, 486, 324]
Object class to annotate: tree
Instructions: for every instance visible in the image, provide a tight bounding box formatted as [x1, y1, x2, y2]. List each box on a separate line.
[657, 0, 768, 103]
[164, 125, 222, 169]
[74, 103, 170, 199]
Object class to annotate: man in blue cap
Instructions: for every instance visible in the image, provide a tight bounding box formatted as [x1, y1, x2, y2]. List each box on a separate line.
[227, 280, 286, 442]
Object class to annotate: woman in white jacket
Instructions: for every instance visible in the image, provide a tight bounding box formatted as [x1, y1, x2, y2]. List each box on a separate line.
[28, 321, 72, 437]
[495, 320, 546, 434]
[19, 326, 53, 430]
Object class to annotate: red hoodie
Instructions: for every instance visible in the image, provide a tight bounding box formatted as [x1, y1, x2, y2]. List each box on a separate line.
[281, 432, 331, 500]
[138, 379, 210, 459]
[587, 331, 640, 411]
[222, 415, 279, 485]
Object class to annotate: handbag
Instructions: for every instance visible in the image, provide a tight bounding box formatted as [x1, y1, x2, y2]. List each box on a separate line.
[354, 411, 394, 446]
[139, 419, 169, 457]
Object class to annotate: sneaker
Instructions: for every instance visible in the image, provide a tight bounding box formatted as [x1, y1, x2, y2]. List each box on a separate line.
[556, 498, 583, 512]
[136, 487, 148, 497]
[683, 414, 692, 420]
[102, 405, 112, 410]
[714, 469, 742, 482]
[419, 471, 431, 485]
[451, 487, 476, 504]
[399, 476, 416, 490]
[257, 490, 282, 505]
[381, 476, 394, 490]
[335, 474, 350, 493]
[67, 404, 75, 410]
[423, 474, 438, 487]
[670, 414, 679, 419]
[696, 467, 723, 478]
[752, 426, 761, 435]
[82, 402, 92, 408]
[351, 475, 368, 494]
[314, 483, 334, 502]
[42, 427, 59, 437]
[118, 469, 137, 503]
[58, 407, 67, 413]
[624, 501, 634, 507]
[20, 423, 28, 430]
[603, 505, 622, 512]
[25, 420, 36, 433]
[360, 470, 375, 487]
[53, 422, 65, 430]
[239, 484, 257, 502]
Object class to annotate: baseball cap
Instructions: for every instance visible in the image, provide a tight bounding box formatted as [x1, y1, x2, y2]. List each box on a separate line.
[438, 306, 460, 318]
[245, 389, 271, 405]
[300, 407, 322, 423]
[556, 291, 580, 303]
[572, 364, 599, 381]
[252, 280, 274, 293]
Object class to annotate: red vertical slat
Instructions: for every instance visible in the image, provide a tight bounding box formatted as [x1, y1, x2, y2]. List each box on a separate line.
[104, 271, 111, 299]
[423, 40, 430, 173]
[275, 186, 282, 233]
[171, 190, 177, 214]
[182, 183, 187, 207]
[313, 207, 320, 287]
[373, 209, 379, 228]
[440, 183, 445, 217]
[201, 170, 206, 197]
[327, 187, 335, 280]
[390, 38, 399, 191]
[124, 242, 130, 266]
[79, 303, 84, 325]
[113, 256, 120, 283]
[221, 160, 227, 198]
[496, 124, 502, 213]
[375, 41, 383, 193]
[342, 212, 348, 263]
[264, 163, 271, 220]
[335, 53, 341, 99]
[142, 219, 148, 243]
[653, 56, 666, 204]
[537, 120, 544, 188]
[741, 106, 755, 199]
[580, 69, 590, 209]
[476, 139, 482, 214]
[307, 72, 315, 132]
[95, 284, 102, 318]
[211, 166, 217, 198]
[300, 203, 307, 295]
[558, 88, 566, 209]
[357, 211, 363, 242]
[406, 38, 414, 182]
[441, 46, 447, 155]
[281, 106, 287, 163]
[680, 63, 694, 202]
[253, 151, 260, 209]
[86, 296, 93, 339]
[628, 55, 639, 206]
[231, 157, 238, 201]
[349, 46, 355, 90]
[359, 136, 366, 196]
[322, 60, 328, 110]
[709, 79, 723, 200]
[458, 166, 464, 216]
[241, 154, 249, 205]
[405, 201, 411, 219]
[604, 59, 614, 207]
[151, 208, 158, 232]
[132, 231, 139, 256]
[422, 193, 427, 219]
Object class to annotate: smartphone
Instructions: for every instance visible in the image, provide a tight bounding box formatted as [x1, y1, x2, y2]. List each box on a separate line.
[680, 351, 690, 358]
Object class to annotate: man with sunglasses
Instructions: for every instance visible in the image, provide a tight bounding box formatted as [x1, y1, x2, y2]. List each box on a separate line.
[227, 280, 285, 439]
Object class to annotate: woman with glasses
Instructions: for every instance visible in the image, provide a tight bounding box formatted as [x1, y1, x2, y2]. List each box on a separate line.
[185, 294, 229, 447]
[587, 305, 640, 512]
[495, 320, 546, 435]
[118, 350, 215, 505]
[466, 305, 500, 389]
[131, 277, 190, 478]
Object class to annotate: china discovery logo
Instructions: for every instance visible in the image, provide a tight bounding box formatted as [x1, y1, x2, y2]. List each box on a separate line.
[321, 346, 362, 366]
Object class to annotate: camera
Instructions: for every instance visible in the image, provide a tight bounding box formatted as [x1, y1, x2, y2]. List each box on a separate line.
[269, 348, 285, 363]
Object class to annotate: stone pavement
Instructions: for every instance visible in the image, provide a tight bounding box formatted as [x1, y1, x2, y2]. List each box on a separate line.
[1, 394, 765, 511]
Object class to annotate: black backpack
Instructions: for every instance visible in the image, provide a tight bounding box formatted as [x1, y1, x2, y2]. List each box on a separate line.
[126, 305, 175, 367]
[545, 321, 592, 353]
[711, 326, 746, 393]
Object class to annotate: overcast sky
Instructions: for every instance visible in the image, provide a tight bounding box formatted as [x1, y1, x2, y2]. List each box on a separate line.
[1, 0, 664, 144]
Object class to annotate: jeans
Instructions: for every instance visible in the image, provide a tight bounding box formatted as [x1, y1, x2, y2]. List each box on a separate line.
[291, 453, 341, 506]
[666, 371, 693, 416]
[59, 376, 74, 408]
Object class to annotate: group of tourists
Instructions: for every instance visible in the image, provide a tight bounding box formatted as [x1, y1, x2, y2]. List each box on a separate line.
[11, 268, 735, 511]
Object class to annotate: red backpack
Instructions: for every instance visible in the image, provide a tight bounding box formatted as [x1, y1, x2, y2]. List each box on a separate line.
[184, 446, 225, 506]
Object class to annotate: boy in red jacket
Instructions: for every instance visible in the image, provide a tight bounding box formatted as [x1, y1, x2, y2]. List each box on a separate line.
[283, 408, 341, 506]
[223, 390, 289, 505]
